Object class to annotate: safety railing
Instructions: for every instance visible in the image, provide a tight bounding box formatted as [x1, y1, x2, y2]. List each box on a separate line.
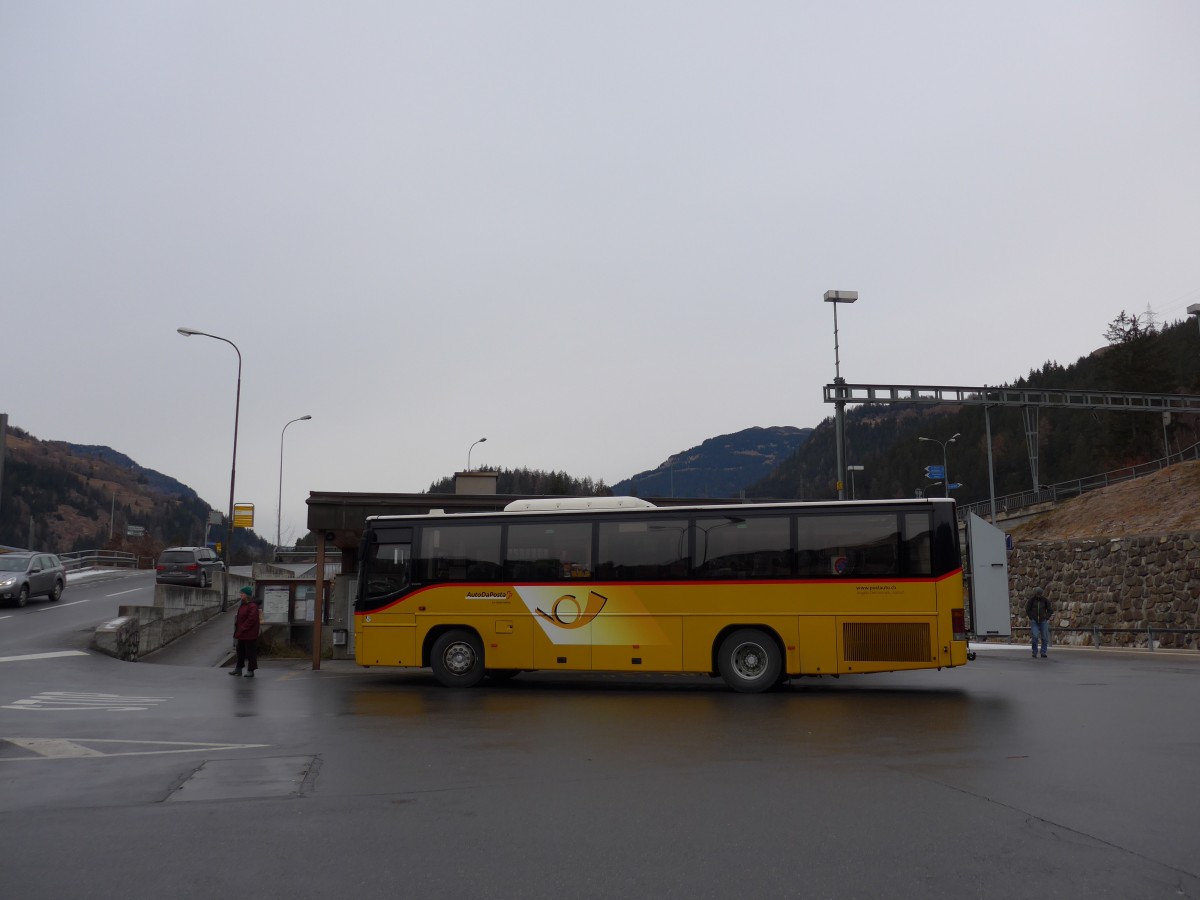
[959, 441, 1200, 522]
[273, 548, 318, 561]
[59, 550, 140, 571]
[1001, 624, 1200, 651]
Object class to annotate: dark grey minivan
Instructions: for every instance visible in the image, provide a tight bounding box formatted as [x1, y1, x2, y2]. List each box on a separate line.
[155, 546, 224, 587]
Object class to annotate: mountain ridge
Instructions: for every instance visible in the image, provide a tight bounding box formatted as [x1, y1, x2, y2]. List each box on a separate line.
[612, 425, 813, 499]
[4, 315, 1198, 553]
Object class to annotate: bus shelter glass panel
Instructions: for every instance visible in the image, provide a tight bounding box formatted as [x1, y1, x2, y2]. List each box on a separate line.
[694, 516, 792, 579]
[505, 522, 592, 581]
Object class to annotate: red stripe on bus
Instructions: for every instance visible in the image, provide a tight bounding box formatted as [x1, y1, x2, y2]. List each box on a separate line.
[354, 568, 963, 617]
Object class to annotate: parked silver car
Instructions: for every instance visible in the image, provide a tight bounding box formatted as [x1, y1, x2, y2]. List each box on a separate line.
[0, 552, 67, 607]
[155, 546, 224, 587]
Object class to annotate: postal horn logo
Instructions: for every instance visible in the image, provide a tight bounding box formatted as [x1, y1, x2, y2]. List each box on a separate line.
[535, 591, 608, 629]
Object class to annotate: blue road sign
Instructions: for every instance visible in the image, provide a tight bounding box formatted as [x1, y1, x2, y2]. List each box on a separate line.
[924, 465, 945, 479]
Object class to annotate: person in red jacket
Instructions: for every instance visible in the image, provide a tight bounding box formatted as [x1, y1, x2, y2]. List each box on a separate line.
[230, 585, 262, 678]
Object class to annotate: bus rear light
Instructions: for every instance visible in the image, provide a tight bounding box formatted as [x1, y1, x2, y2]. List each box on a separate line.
[951, 609, 967, 642]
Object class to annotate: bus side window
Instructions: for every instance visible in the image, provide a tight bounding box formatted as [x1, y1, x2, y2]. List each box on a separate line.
[903, 512, 933, 576]
[598, 519, 688, 580]
[694, 516, 790, 580]
[419, 524, 502, 583]
[506, 522, 592, 581]
[797, 513, 901, 579]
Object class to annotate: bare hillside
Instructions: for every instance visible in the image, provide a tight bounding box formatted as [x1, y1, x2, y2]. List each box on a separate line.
[1007, 460, 1200, 541]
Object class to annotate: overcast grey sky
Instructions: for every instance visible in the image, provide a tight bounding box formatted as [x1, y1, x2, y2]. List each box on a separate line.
[2, 1, 1198, 543]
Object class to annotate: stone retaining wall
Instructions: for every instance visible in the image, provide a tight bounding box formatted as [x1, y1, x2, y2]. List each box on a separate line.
[1007, 531, 1200, 650]
[90, 573, 251, 660]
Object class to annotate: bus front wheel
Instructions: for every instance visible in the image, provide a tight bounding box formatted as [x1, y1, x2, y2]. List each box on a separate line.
[431, 630, 486, 688]
[717, 629, 781, 693]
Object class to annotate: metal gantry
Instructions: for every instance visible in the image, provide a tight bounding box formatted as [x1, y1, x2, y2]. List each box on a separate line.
[822, 383, 1200, 516]
[822, 383, 1200, 414]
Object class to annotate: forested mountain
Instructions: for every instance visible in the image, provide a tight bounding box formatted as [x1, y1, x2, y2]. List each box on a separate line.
[426, 468, 612, 496]
[425, 427, 812, 500]
[751, 316, 1200, 503]
[0, 426, 271, 561]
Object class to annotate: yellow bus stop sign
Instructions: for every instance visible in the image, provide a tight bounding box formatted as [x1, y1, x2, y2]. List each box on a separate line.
[233, 503, 255, 528]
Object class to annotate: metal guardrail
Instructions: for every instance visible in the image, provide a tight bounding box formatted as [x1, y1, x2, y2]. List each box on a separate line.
[274, 549, 318, 563]
[59, 550, 139, 571]
[960, 441, 1200, 522]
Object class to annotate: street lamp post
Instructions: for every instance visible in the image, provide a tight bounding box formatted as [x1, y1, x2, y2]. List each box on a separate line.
[824, 290, 858, 500]
[846, 465, 864, 500]
[177, 327, 241, 611]
[277, 415, 312, 550]
[919, 432, 961, 498]
[467, 437, 487, 471]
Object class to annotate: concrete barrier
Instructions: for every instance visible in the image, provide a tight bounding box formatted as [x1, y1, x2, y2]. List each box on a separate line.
[93, 616, 140, 661]
[90, 573, 252, 661]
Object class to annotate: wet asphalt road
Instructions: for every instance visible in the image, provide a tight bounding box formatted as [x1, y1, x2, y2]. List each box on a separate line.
[1, 618, 1198, 899]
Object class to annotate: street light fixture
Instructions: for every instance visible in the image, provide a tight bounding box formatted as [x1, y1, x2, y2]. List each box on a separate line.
[919, 432, 961, 498]
[177, 327, 241, 611]
[277, 415, 312, 550]
[468, 437, 487, 471]
[824, 290, 858, 501]
[1189, 303, 1200, 336]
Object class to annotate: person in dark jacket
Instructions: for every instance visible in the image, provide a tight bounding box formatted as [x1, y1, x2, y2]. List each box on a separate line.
[1025, 586, 1052, 658]
[230, 585, 261, 678]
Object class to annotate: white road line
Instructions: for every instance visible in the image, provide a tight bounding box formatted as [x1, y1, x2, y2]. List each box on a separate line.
[37, 599, 92, 611]
[6, 738, 105, 758]
[105, 588, 142, 597]
[0, 651, 89, 663]
[3, 690, 171, 711]
[0, 738, 269, 761]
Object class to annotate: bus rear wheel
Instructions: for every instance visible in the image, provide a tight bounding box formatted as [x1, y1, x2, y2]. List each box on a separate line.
[431, 630, 485, 688]
[717, 629, 781, 693]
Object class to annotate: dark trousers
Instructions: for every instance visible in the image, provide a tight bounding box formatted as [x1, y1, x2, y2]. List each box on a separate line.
[235, 639, 258, 672]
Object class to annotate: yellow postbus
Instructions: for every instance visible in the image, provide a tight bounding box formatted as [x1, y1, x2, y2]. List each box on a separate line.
[354, 496, 968, 692]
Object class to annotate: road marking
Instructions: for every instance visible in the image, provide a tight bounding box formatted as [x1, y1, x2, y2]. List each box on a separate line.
[0, 651, 89, 663]
[105, 588, 142, 597]
[0, 738, 269, 761]
[4, 691, 170, 711]
[38, 599, 92, 610]
[5, 738, 105, 758]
